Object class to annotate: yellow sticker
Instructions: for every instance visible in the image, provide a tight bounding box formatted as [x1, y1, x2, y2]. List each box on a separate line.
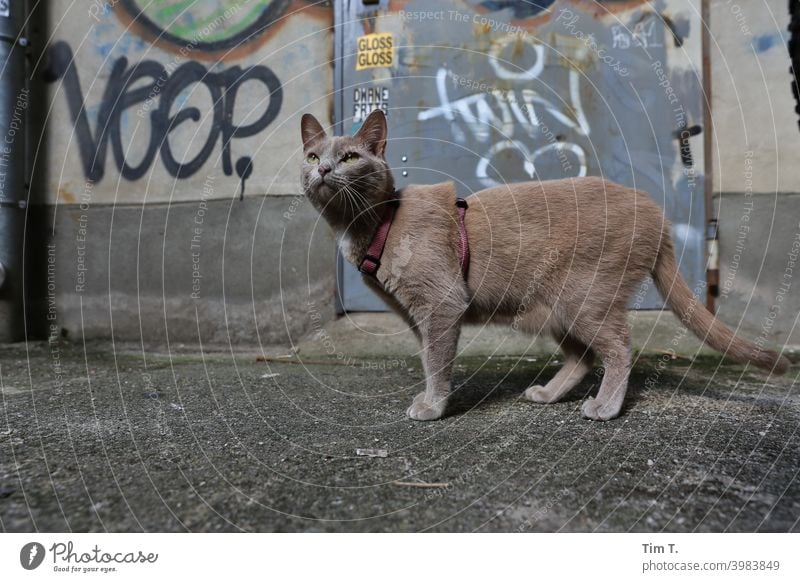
[356, 33, 394, 70]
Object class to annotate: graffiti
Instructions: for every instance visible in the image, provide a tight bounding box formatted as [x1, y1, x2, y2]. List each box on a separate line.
[555, 8, 629, 76]
[473, 0, 649, 21]
[116, 0, 292, 53]
[611, 16, 662, 49]
[674, 124, 702, 168]
[45, 41, 282, 184]
[488, 34, 545, 80]
[476, 0, 559, 19]
[418, 50, 590, 187]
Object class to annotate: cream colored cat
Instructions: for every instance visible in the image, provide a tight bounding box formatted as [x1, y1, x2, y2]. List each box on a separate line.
[300, 110, 789, 421]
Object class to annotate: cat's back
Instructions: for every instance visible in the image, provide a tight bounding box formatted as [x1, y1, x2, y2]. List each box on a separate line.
[470, 176, 650, 208]
[467, 176, 664, 231]
[395, 181, 459, 237]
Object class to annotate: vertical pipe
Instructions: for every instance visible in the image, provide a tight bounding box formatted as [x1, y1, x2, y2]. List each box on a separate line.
[333, 0, 346, 314]
[0, 0, 28, 342]
[701, 0, 718, 313]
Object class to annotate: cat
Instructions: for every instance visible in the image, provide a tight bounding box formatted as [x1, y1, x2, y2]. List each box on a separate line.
[300, 109, 790, 421]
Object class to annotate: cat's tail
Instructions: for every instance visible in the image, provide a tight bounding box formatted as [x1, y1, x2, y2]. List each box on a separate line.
[651, 236, 790, 374]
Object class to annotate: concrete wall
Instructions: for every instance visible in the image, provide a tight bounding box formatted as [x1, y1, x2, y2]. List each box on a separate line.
[710, 0, 800, 345]
[28, 1, 337, 345]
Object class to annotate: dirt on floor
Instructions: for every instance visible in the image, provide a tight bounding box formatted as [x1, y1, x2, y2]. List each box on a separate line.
[1, 340, 798, 532]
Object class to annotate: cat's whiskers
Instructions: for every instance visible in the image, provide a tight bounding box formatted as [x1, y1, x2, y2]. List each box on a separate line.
[342, 176, 382, 221]
[331, 177, 380, 224]
[347, 186, 380, 223]
[326, 175, 350, 213]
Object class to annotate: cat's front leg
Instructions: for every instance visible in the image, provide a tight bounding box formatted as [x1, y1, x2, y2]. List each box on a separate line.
[406, 304, 463, 421]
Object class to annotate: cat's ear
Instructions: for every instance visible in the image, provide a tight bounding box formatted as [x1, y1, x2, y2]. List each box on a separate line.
[301, 114, 326, 150]
[355, 109, 387, 157]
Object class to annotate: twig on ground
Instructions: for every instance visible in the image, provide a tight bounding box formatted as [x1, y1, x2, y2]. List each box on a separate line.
[392, 481, 450, 489]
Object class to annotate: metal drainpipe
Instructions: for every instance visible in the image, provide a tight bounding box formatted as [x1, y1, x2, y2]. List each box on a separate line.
[701, 0, 718, 313]
[0, 0, 28, 342]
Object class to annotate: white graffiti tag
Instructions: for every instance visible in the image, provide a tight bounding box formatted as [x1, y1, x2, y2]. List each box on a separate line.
[418, 47, 590, 187]
[612, 16, 662, 50]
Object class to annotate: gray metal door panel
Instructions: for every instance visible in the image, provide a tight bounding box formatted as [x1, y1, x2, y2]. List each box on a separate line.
[335, 0, 706, 312]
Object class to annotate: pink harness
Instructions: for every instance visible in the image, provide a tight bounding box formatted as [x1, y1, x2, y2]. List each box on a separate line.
[358, 192, 470, 278]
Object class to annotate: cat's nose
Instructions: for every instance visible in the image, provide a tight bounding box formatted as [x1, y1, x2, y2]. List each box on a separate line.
[318, 163, 331, 177]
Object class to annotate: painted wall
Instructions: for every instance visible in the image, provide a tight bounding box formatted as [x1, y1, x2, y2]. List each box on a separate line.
[45, 0, 331, 204]
[710, 0, 800, 345]
[30, 1, 337, 345]
[711, 0, 800, 194]
[337, 0, 708, 311]
[27, 0, 800, 350]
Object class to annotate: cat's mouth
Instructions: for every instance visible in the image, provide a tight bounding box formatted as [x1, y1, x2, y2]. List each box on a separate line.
[306, 178, 345, 207]
[308, 176, 368, 212]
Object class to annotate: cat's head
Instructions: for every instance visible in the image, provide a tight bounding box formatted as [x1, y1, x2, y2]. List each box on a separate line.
[300, 110, 394, 227]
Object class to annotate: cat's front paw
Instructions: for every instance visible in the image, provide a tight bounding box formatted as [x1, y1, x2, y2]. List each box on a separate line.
[406, 393, 446, 421]
[581, 397, 620, 421]
[524, 385, 557, 404]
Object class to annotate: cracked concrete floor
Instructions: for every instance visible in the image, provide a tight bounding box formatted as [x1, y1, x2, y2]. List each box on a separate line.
[0, 338, 798, 532]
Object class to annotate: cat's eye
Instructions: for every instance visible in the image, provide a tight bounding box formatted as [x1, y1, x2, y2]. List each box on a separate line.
[306, 153, 319, 164]
[341, 152, 360, 163]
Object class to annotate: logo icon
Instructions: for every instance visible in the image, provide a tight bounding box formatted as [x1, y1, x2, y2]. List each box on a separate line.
[20, 542, 45, 570]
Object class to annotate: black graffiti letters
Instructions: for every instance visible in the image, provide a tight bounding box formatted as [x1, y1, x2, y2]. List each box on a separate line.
[45, 41, 282, 182]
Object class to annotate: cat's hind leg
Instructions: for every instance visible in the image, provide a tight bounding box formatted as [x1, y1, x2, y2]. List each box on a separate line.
[524, 335, 595, 404]
[579, 316, 631, 421]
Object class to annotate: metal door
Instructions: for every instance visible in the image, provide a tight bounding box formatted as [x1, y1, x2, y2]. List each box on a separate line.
[334, 0, 706, 311]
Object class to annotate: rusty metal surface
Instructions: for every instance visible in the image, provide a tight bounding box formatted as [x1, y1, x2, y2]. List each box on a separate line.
[337, 0, 705, 312]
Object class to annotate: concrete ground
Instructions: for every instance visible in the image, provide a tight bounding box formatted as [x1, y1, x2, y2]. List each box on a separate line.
[1, 312, 798, 532]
